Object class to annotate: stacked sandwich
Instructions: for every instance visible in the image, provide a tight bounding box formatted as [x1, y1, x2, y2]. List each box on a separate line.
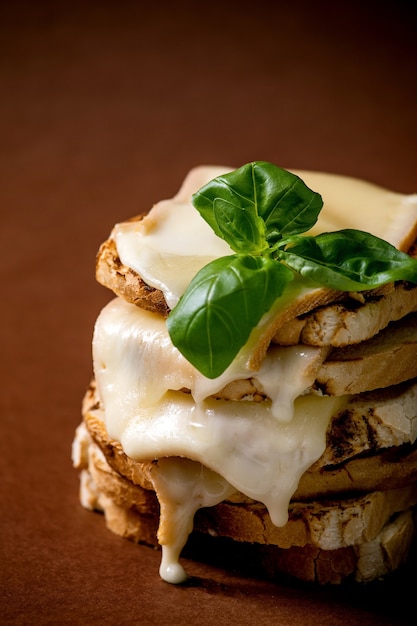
[73, 163, 417, 585]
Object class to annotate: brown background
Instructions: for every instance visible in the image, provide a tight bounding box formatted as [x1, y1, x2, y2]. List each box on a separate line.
[1, 1, 416, 624]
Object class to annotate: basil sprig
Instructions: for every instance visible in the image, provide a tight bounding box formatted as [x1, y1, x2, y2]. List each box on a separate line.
[167, 161, 417, 378]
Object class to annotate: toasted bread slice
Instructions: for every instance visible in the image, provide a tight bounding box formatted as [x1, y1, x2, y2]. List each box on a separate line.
[95, 166, 417, 363]
[273, 282, 417, 347]
[212, 312, 417, 402]
[78, 378, 417, 501]
[96, 224, 417, 346]
[73, 420, 417, 584]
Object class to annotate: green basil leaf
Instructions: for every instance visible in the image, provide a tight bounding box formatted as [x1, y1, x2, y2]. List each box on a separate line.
[212, 197, 267, 254]
[192, 162, 323, 251]
[253, 162, 324, 241]
[167, 254, 293, 378]
[170, 161, 417, 379]
[278, 229, 417, 290]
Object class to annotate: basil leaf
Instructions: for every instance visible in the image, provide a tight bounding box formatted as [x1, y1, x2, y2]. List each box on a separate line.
[169, 161, 417, 379]
[167, 254, 293, 378]
[192, 162, 323, 250]
[213, 197, 267, 254]
[252, 162, 323, 241]
[278, 229, 417, 290]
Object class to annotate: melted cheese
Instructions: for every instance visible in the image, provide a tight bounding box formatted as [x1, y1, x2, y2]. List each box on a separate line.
[296, 170, 417, 251]
[93, 298, 345, 582]
[114, 167, 417, 309]
[95, 167, 417, 582]
[93, 298, 325, 424]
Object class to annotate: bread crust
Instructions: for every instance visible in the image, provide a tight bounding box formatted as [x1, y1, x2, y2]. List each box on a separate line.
[315, 311, 417, 395]
[96, 235, 170, 317]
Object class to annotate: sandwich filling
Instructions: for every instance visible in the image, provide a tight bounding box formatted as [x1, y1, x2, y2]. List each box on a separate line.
[113, 167, 417, 310]
[90, 166, 417, 583]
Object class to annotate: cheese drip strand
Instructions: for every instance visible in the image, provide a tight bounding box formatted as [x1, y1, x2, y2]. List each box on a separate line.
[93, 299, 344, 582]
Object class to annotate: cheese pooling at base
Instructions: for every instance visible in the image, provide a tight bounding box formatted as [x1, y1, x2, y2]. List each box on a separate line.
[92, 167, 417, 583]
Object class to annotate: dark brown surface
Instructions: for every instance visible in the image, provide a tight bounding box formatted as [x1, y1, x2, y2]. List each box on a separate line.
[1, 1, 417, 624]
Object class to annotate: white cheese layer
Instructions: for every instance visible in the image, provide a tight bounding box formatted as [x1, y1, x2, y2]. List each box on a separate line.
[93, 297, 325, 424]
[93, 298, 345, 582]
[114, 167, 417, 309]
